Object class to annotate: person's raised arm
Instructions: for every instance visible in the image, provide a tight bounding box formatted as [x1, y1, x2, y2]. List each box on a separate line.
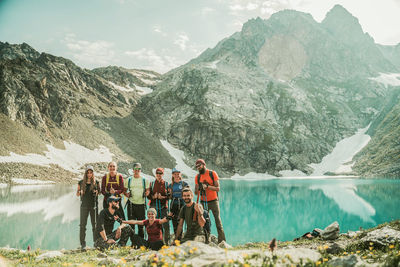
[122, 219, 144, 226]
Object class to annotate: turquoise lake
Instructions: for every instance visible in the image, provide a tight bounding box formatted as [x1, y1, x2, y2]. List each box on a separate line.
[0, 178, 399, 250]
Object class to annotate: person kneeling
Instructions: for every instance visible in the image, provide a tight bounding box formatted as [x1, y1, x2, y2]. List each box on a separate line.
[123, 208, 171, 251]
[175, 187, 206, 243]
[94, 196, 134, 250]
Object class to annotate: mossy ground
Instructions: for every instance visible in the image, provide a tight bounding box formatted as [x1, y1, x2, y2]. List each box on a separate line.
[1, 221, 400, 266]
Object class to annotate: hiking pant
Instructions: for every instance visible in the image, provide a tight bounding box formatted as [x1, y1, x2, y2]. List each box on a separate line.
[150, 205, 170, 244]
[170, 200, 184, 237]
[131, 234, 164, 251]
[94, 225, 134, 250]
[202, 200, 226, 243]
[102, 198, 125, 220]
[127, 202, 146, 238]
[79, 205, 97, 247]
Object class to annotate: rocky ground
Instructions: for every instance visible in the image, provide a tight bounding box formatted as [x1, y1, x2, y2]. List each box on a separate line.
[1, 221, 399, 266]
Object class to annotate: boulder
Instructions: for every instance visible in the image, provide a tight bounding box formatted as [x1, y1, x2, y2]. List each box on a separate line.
[321, 221, 340, 240]
[36, 251, 63, 260]
[328, 254, 358, 267]
[360, 226, 400, 246]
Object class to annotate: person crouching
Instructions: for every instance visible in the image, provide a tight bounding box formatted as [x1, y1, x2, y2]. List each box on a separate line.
[123, 208, 171, 251]
[94, 196, 134, 250]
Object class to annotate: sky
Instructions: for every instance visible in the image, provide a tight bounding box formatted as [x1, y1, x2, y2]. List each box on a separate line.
[1, 0, 399, 73]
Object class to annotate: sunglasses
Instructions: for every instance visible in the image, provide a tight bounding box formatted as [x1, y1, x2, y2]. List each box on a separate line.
[134, 168, 141, 171]
[156, 172, 163, 175]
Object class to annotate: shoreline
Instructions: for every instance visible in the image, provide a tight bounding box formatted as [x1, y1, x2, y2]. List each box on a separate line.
[1, 220, 399, 266]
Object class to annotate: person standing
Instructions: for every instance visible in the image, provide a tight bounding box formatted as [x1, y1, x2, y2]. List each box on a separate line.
[77, 165, 100, 250]
[148, 168, 170, 244]
[101, 161, 125, 220]
[124, 162, 150, 238]
[94, 196, 134, 250]
[194, 158, 226, 243]
[167, 168, 188, 238]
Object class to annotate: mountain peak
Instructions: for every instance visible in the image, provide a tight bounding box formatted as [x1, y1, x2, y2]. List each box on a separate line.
[322, 4, 370, 44]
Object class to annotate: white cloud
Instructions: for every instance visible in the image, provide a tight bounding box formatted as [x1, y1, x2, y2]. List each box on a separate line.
[174, 33, 190, 51]
[201, 7, 216, 15]
[153, 24, 167, 37]
[246, 2, 259, 10]
[125, 48, 182, 73]
[63, 33, 116, 67]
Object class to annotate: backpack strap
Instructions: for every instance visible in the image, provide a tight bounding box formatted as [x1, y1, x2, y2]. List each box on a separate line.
[128, 176, 132, 191]
[209, 170, 215, 184]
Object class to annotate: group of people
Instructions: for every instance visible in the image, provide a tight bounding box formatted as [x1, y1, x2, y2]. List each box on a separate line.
[77, 159, 226, 251]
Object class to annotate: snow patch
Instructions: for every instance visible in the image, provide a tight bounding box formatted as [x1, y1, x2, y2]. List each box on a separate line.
[369, 73, 400, 88]
[160, 140, 197, 178]
[0, 141, 113, 173]
[136, 85, 153, 95]
[231, 172, 275, 180]
[310, 183, 376, 223]
[309, 125, 371, 176]
[12, 178, 55, 185]
[140, 78, 159, 85]
[108, 81, 135, 92]
[206, 60, 220, 69]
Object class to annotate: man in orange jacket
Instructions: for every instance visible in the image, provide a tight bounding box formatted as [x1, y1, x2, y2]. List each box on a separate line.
[194, 158, 226, 243]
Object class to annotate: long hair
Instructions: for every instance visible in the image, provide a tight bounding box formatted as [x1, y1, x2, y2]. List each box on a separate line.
[82, 169, 96, 195]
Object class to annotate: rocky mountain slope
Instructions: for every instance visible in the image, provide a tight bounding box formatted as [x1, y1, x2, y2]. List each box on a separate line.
[377, 43, 400, 70]
[135, 5, 398, 176]
[353, 88, 400, 178]
[0, 42, 173, 179]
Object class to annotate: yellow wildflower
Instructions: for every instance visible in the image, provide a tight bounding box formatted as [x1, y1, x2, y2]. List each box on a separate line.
[323, 245, 329, 250]
[362, 256, 367, 259]
[152, 263, 157, 267]
[369, 247, 373, 251]
[189, 249, 194, 254]
[356, 250, 360, 253]
[171, 255, 176, 260]
[244, 264, 250, 267]
[174, 240, 181, 246]
[343, 252, 348, 255]
[389, 244, 395, 249]
[140, 246, 146, 251]
[228, 259, 234, 264]
[318, 246, 323, 251]
[182, 264, 187, 267]
[369, 242, 373, 246]
[162, 245, 169, 250]
[323, 258, 328, 262]
[316, 261, 321, 266]
[174, 248, 181, 254]
[193, 247, 198, 251]
[120, 258, 126, 264]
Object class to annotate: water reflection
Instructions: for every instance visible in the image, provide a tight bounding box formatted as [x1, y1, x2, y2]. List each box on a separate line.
[0, 179, 399, 249]
[309, 183, 376, 223]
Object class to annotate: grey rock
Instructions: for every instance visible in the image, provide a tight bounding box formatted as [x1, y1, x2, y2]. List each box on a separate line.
[328, 254, 358, 267]
[326, 242, 344, 254]
[360, 226, 400, 246]
[36, 250, 63, 260]
[97, 252, 108, 258]
[321, 221, 340, 240]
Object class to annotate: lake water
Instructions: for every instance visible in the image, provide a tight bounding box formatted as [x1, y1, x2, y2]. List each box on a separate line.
[0, 178, 399, 250]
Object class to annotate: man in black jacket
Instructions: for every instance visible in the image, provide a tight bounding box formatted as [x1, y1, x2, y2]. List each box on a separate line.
[94, 196, 134, 250]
